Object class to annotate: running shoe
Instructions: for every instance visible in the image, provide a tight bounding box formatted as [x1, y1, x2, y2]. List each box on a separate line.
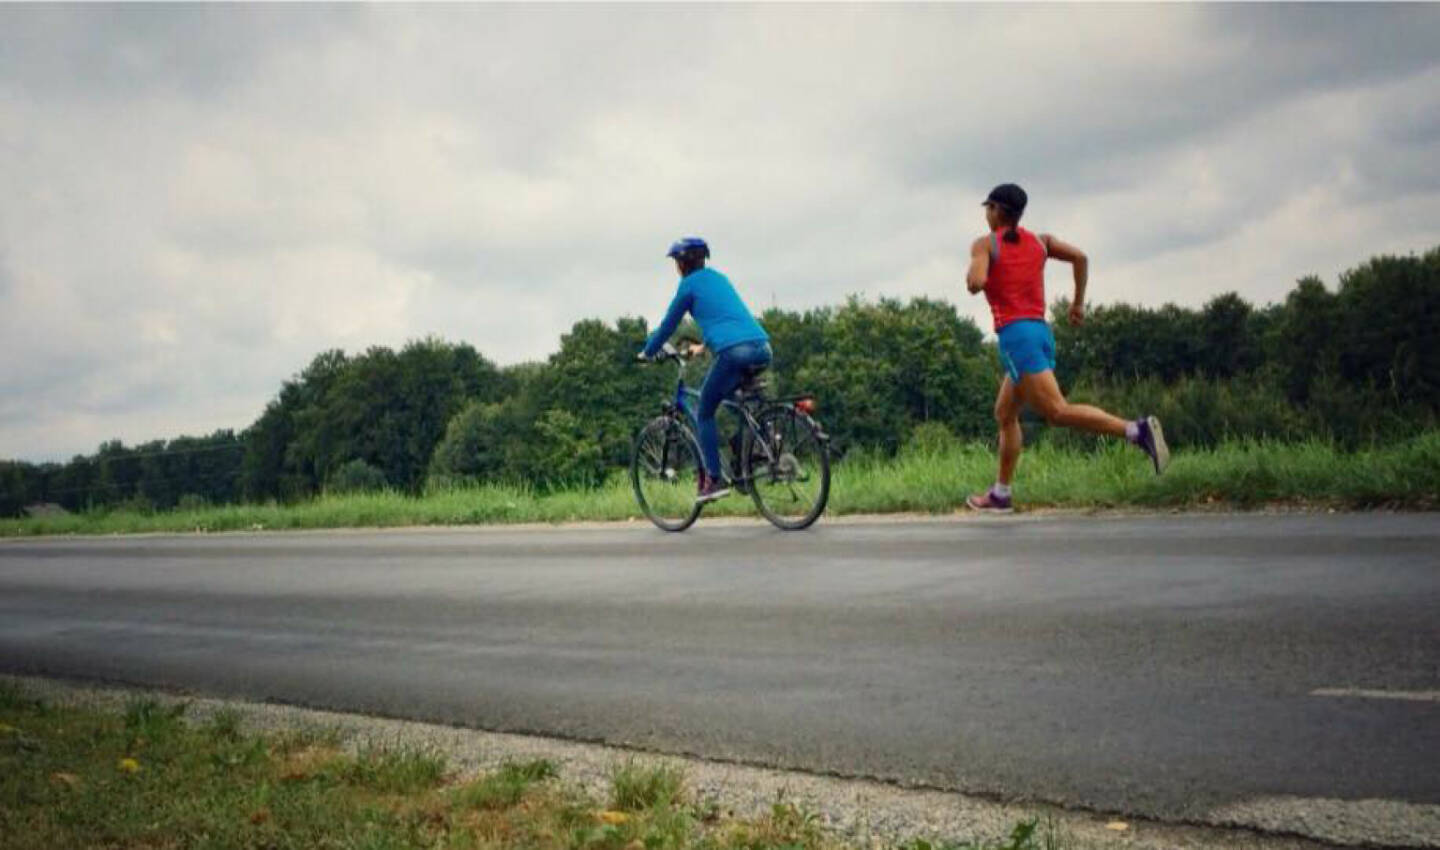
[1136, 415, 1170, 475]
[965, 489, 1014, 514]
[696, 472, 732, 504]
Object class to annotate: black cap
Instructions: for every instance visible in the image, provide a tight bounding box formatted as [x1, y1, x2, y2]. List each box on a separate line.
[983, 183, 1028, 217]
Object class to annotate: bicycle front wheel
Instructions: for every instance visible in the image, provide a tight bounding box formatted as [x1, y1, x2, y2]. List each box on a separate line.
[631, 416, 704, 532]
[744, 406, 830, 530]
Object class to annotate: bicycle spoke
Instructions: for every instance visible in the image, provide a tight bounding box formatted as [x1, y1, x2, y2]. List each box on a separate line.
[631, 418, 703, 532]
[746, 407, 830, 530]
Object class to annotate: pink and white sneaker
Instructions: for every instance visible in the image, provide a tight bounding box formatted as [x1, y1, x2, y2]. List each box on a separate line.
[965, 489, 1014, 514]
[696, 472, 732, 504]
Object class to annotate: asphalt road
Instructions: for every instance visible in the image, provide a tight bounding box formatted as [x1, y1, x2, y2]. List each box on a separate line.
[2, 514, 1437, 825]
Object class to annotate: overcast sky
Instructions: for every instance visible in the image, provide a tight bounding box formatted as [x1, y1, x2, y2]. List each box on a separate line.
[2, 4, 1437, 463]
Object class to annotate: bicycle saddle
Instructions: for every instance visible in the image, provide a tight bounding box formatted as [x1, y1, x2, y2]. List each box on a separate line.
[736, 365, 770, 397]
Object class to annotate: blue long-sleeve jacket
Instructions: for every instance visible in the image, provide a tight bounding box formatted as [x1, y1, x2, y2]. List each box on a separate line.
[642, 267, 769, 357]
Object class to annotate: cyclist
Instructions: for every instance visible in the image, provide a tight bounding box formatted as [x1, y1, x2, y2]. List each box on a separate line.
[965, 183, 1169, 513]
[639, 237, 772, 503]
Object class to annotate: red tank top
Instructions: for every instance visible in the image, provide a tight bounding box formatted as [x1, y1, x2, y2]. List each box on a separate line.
[983, 226, 1047, 331]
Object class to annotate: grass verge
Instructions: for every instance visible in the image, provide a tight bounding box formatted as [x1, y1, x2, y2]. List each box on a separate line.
[0, 681, 1056, 850]
[3, 432, 1436, 537]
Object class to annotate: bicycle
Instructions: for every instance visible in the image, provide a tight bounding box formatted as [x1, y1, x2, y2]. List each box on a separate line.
[631, 342, 831, 532]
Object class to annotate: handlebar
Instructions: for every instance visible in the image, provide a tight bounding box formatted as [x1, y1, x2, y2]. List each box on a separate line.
[638, 339, 704, 365]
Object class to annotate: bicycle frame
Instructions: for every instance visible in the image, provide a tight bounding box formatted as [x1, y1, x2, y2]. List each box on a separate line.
[661, 353, 778, 486]
[636, 344, 830, 530]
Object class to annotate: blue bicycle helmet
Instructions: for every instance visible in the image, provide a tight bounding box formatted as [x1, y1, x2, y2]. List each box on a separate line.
[665, 237, 710, 261]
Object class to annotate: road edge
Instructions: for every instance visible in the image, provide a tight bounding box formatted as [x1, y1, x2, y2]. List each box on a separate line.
[6, 673, 1434, 849]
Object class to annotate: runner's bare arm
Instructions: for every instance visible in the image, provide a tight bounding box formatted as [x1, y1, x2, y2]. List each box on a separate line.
[966, 236, 990, 294]
[1043, 234, 1088, 324]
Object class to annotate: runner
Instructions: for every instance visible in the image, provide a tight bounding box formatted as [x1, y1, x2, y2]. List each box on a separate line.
[965, 184, 1168, 513]
[639, 237, 772, 504]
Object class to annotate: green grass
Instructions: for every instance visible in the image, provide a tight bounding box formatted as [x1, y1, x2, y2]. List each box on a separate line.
[836, 429, 1440, 513]
[4, 432, 1436, 537]
[327, 743, 450, 795]
[0, 682, 1065, 850]
[454, 758, 559, 810]
[610, 760, 687, 811]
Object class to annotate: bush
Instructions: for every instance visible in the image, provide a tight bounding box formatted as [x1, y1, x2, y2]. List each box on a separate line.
[327, 459, 388, 495]
[176, 493, 210, 512]
[528, 408, 606, 490]
[111, 494, 156, 516]
[903, 421, 961, 456]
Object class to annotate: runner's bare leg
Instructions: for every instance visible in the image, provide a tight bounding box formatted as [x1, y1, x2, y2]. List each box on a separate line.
[1018, 370, 1128, 437]
[996, 376, 1023, 485]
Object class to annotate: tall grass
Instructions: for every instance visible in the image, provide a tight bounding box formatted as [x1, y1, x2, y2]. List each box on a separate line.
[838, 429, 1440, 512]
[3, 432, 1435, 537]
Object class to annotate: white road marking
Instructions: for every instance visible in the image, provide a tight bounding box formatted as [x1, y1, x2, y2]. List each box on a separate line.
[1310, 687, 1440, 702]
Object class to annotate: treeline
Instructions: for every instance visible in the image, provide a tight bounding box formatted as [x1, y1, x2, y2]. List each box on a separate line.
[2, 246, 1435, 516]
[1048, 248, 1439, 449]
[0, 432, 246, 518]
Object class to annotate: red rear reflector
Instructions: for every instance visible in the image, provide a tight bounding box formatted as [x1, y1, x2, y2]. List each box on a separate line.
[795, 397, 816, 414]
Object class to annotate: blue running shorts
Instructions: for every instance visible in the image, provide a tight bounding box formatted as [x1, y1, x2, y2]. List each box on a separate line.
[997, 319, 1056, 383]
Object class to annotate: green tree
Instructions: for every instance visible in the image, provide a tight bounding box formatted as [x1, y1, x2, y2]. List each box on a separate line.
[1266, 276, 1340, 403]
[240, 383, 304, 502]
[276, 349, 352, 498]
[796, 297, 992, 453]
[1198, 292, 1259, 379]
[47, 454, 99, 512]
[1333, 247, 1440, 408]
[0, 461, 35, 517]
[531, 317, 672, 471]
[95, 440, 142, 508]
[246, 339, 503, 498]
[428, 400, 522, 487]
[758, 306, 832, 397]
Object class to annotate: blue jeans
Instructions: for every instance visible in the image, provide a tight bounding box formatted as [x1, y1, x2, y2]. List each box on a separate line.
[697, 340, 772, 477]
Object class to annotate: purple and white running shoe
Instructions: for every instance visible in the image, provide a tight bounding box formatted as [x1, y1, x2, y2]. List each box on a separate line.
[965, 489, 1014, 514]
[1136, 415, 1170, 474]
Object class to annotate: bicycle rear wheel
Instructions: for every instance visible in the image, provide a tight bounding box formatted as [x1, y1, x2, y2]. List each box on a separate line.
[631, 416, 704, 532]
[744, 406, 830, 530]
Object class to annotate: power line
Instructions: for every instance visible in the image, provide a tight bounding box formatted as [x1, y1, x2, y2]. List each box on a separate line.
[89, 442, 246, 461]
[8, 444, 241, 474]
[37, 469, 244, 498]
[7, 442, 245, 468]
